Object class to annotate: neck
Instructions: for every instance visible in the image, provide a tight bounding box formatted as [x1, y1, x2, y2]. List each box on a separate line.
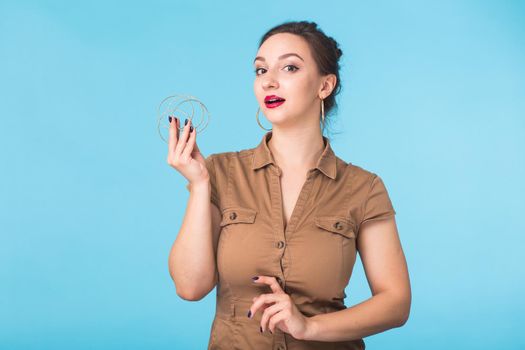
[267, 127, 325, 171]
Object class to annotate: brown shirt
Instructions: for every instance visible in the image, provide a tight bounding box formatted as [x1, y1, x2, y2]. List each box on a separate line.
[200, 131, 396, 350]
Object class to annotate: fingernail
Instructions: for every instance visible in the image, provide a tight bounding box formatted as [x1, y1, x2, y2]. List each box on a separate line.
[184, 118, 188, 125]
[252, 276, 259, 281]
[247, 310, 251, 318]
[269, 329, 273, 334]
[260, 326, 263, 333]
[168, 116, 172, 123]
[175, 117, 178, 124]
[190, 126, 194, 133]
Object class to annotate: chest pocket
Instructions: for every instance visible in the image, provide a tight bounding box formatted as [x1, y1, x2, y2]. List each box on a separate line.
[314, 215, 356, 239]
[220, 207, 257, 227]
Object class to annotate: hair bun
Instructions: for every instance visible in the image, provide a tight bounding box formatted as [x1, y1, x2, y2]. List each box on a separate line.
[336, 47, 343, 60]
[328, 37, 342, 60]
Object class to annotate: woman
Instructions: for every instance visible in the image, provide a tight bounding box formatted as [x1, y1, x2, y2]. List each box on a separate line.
[167, 20, 411, 350]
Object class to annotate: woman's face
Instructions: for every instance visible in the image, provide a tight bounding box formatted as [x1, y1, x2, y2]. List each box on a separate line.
[253, 33, 333, 129]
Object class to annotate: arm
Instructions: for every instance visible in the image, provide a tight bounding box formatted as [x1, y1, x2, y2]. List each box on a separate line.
[167, 179, 222, 301]
[303, 216, 411, 341]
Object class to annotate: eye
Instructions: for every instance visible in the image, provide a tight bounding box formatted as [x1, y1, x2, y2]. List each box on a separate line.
[254, 67, 266, 75]
[284, 65, 298, 72]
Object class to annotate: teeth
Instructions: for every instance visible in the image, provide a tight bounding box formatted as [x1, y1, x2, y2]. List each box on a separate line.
[267, 99, 283, 103]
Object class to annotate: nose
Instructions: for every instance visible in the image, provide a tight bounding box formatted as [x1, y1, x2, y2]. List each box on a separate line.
[262, 72, 279, 90]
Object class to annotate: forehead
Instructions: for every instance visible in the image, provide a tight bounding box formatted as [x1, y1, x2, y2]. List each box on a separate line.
[256, 33, 311, 61]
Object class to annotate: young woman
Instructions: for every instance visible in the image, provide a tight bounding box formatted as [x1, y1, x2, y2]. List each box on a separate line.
[167, 20, 411, 350]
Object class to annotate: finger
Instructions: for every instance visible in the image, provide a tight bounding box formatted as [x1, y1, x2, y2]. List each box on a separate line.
[260, 301, 285, 333]
[249, 293, 282, 320]
[252, 275, 284, 294]
[181, 120, 196, 160]
[174, 116, 180, 142]
[267, 311, 287, 334]
[192, 133, 205, 162]
[169, 116, 181, 154]
[167, 115, 175, 159]
[174, 118, 192, 160]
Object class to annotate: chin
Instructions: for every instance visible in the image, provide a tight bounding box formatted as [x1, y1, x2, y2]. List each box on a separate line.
[264, 112, 288, 124]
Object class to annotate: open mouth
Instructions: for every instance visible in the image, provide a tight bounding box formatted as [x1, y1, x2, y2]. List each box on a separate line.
[265, 97, 286, 108]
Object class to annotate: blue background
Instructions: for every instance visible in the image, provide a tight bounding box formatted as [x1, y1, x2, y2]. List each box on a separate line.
[1, 0, 524, 349]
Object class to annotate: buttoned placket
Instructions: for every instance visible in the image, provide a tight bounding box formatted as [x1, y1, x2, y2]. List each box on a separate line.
[267, 163, 318, 350]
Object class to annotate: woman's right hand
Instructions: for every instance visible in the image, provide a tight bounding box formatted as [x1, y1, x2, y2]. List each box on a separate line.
[166, 116, 209, 187]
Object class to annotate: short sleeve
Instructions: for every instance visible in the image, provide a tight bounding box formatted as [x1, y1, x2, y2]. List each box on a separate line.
[185, 154, 220, 209]
[360, 175, 396, 226]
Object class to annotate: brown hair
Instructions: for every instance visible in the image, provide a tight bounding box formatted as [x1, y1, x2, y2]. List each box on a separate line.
[258, 20, 344, 137]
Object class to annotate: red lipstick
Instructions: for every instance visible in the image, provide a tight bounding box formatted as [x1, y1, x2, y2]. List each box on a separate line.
[264, 95, 286, 108]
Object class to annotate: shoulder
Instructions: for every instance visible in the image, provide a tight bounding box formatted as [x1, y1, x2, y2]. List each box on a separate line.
[207, 148, 254, 162]
[206, 147, 256, 171]
[208, 140, 261, 161]
[337, 158, 396, 225]
[337, 156, 378, 186]
[337, 158, 396, 205]
[207, 150, 254, 163]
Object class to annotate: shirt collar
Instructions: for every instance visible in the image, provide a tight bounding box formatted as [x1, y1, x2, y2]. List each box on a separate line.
[251, 131, 337, 180]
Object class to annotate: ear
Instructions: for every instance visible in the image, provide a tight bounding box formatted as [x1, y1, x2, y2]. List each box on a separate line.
[318, 74, 337, 99]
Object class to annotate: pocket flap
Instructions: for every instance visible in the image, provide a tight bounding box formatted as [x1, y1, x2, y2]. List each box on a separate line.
[314, 215, 355, 239]
[220, 207, 257, 227]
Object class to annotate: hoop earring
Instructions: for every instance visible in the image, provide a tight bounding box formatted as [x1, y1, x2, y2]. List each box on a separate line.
[256, 107, 272, 131]
[321, 98, 326, 132]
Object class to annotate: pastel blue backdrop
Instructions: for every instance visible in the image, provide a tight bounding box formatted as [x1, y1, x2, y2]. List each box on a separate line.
[1, 0, 523, 349]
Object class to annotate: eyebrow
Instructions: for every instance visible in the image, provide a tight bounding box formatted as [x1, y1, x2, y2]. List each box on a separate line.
[253, 53, 304, 64]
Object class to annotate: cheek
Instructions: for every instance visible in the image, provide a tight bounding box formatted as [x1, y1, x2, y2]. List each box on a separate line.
[285, 75, 313, 96]
[284, 83, 314, 109]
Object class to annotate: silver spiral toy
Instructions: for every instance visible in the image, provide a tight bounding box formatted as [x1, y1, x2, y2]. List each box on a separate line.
[157, 94, 210, 143]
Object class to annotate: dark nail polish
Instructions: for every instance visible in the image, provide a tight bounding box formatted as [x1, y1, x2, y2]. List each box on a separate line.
[260, 326, 263, 333]
[269, 329, 273, 334]
[175, 117, 178, 124]
[252, 276, 259, 281]
[190, 126, 194, 133]
[184, 118, 188, 125]
[247, 310, 251, 318]
[168, 116, 172, 123]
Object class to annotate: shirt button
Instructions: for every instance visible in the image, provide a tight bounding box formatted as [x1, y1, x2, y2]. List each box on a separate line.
[276, 241, 285, 249]
[333, 221, 343, 230]
[229, 212, 237, 220]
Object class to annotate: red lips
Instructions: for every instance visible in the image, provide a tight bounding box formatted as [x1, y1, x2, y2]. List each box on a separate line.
[264, 95, 286, 108]
[265, 95, 285, 102]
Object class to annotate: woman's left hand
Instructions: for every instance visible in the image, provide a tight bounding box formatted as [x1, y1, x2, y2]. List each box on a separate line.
[248, 275, 314, 340]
